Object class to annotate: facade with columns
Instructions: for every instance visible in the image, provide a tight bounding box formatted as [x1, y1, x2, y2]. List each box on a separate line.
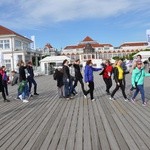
[61, 36, 149, 63]
[0, 25, 42, 72]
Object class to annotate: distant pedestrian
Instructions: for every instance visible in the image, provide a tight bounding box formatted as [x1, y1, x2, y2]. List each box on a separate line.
[1, 66, 9, 97]
[101, 60, 113, 95]
[73, 59, 87, 96]
[53, 68, 64, 98]
[18, 60, 30, 103]
[84, 60, 102, 101]
[27, 61, 39, 96]
[131, 60, 150, 106]
[110, 59, 128, 101]
[0, 69, 10, 102]
[62, 59, 73, 99]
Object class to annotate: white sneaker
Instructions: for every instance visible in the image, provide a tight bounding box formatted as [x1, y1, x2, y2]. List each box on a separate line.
[91, 99, 95, 101]
[19, 95, 23, 100]
[84, 95, 87, 99]
[109, 97, 115, 101]
[23, 99, 29, 103]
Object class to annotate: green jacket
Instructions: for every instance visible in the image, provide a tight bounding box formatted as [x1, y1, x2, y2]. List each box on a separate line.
[132, 67, 150, 87]
[18, 80, 27, 93]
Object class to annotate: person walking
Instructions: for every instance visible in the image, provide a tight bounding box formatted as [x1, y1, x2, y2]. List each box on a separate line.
[62, 59, 73, 99]
[110, 59, 128, 101]
[73, 59, 87, 96]
[1, 66, 9, 97]
[18, 60, 30, 102]
[0, 70, 10, 102]
[131, 60, 150, 106]
[84, 60, 102, 101]
[101, 60, 113, 95]
[27, 61, 39, 96]
[53, 68, 64, 98]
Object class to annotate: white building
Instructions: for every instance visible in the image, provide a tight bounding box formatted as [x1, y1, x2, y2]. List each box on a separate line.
[0, 25, 42, 72]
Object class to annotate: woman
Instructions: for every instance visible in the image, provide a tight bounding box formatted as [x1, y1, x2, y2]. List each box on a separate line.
[110, 59, 128, 101]
[102, 60, 113, 95]
[131, 60, 150, 106]
[84, 60, 102, 101]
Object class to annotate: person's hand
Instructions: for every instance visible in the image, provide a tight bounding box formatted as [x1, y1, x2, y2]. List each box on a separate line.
[117, 82, 120, 86]
[67, 78, 69, 82]
[86, 82, 89, 85]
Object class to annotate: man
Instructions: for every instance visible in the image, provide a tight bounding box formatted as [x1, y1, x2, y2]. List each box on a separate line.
[73, 59, 86, 95]
[27, 61, 39, 96]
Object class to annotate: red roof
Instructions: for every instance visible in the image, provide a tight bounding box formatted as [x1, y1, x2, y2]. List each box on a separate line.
[45, 43, 53, 49]
[120, 42, 148, 47]
[0, 25, 32, 42]
[82, 36, 94, 42]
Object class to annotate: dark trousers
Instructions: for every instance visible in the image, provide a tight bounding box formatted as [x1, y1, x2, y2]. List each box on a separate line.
[111, 79, 127, 99]
[1, 85, 6, 100]
[28, 78, 37, 94]
[86, 81, 94, 100]
[103, 78, 112, 93]
[74, 78, 86, 95]
[3, 81, 9, 96]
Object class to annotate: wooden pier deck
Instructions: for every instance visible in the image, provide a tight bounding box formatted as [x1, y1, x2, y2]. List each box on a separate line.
[0, 73, 150, 150]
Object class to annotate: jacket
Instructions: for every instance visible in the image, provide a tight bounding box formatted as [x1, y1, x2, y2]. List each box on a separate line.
[132, 67, 150, 87]
[102, 65, 113, 79]
[84, 65, 101, 82]
[73, 64, 83, 79]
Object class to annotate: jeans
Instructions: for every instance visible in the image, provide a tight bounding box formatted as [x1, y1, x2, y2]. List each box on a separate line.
[63, 78, 70, 97]
[18, 83, 29, 100]
[132, 84, 145, 104]
[28, 78, 37, 94]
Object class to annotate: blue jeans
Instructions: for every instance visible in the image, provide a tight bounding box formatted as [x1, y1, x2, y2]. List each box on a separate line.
[132, 84, 145, 104]
[63, 78, 70, 97]
[18, 83, 29, 100]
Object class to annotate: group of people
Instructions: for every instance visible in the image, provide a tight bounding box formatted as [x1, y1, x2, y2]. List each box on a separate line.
[0, 60, 39, 103]
[54, 55, 150, 106]
[1, 55, 150, 106]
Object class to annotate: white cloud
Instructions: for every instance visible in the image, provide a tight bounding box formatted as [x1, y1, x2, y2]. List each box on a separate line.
[0, 0, 150, 29]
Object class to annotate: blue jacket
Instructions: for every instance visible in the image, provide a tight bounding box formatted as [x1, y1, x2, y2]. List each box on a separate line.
[84, 65, 102, 82]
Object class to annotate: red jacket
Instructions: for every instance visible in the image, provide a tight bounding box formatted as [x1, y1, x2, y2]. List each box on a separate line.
[103, 65, 113, 78]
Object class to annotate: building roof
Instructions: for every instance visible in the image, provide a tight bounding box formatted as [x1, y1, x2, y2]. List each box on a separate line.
[120, 42, 148, 47]
[64, 36, 113, 50]
[40, 56, 71, 63]
[0, 25, 32, 42]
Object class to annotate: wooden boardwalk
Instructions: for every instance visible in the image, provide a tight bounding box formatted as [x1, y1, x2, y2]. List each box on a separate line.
[0, 73, 150, 150]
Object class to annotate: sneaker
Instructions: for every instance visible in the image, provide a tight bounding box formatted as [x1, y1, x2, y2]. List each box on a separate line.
[34, 93, 39, 95]
[84, 95, 87, 98]
[91, 99, 95, 101]
[131, 98, 135, 103]
[4, 99, 10, 102]
[23, 99, 29, 103]
[142, 103, 146, 106]
[19, 95, 23, 100]
[109, 97, 115, 101]
[124, 98, 128, 102]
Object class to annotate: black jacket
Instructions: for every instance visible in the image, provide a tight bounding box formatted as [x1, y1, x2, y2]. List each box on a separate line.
[73, 64, 83, 79]
[19, 66, 27, 82]
[63, 65, 70, 79]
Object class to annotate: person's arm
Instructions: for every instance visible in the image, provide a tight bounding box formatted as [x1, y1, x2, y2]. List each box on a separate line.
[92, 67, 102, 71]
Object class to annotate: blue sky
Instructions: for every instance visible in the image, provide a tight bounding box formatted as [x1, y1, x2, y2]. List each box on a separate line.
[0, 0, 150, 50]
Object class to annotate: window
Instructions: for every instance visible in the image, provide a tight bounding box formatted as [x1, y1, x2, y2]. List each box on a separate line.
[0, 40, 10, 49]
[15, 40, 22, 49]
